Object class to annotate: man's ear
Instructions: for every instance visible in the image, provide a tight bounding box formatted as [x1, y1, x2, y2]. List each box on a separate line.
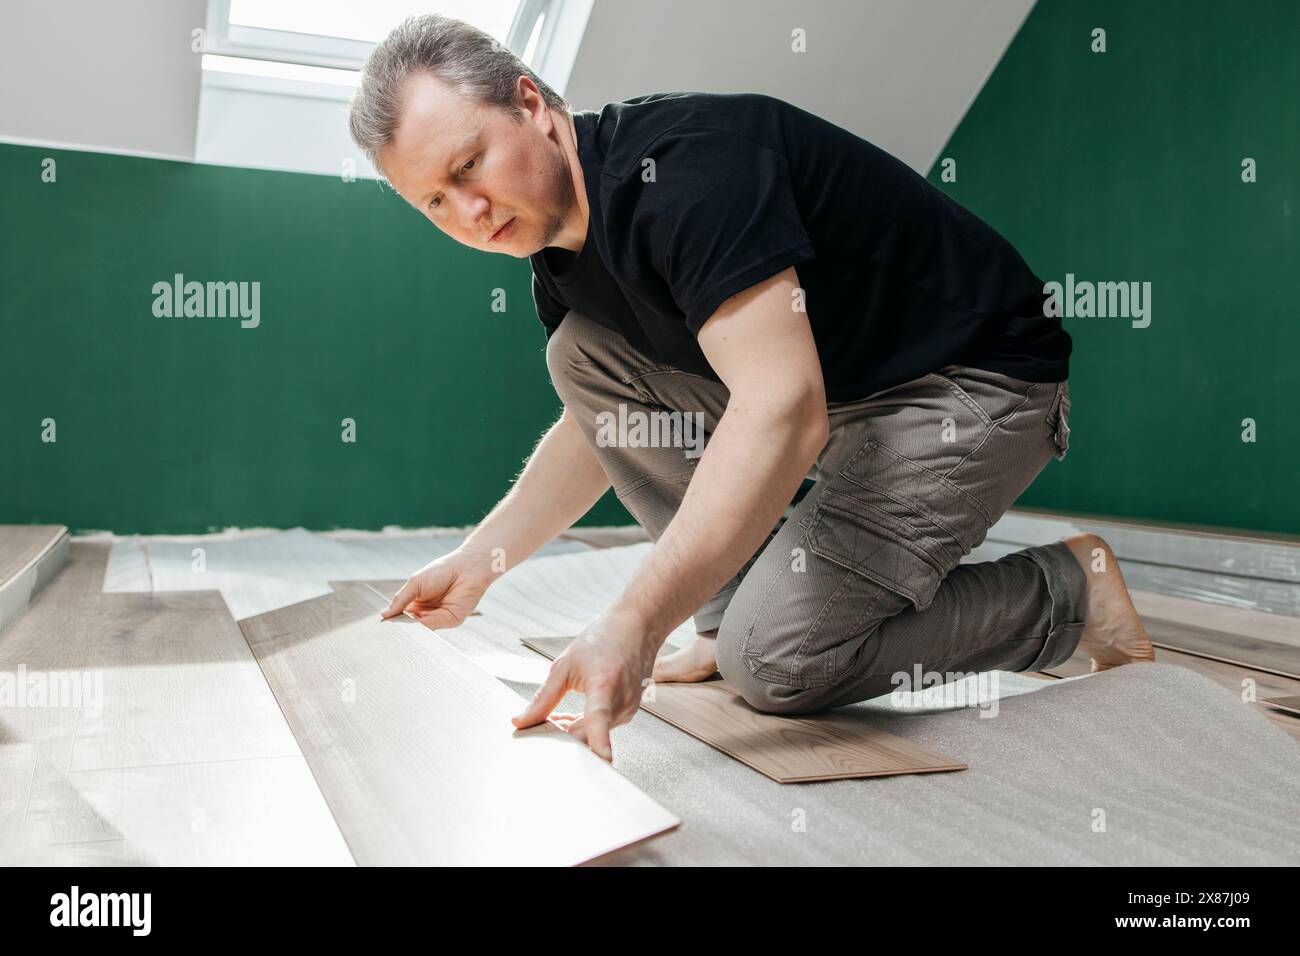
[513, 75, 541, 121]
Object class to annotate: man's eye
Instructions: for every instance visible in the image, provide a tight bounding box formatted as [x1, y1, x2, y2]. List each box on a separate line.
[428, 158, 476, 210]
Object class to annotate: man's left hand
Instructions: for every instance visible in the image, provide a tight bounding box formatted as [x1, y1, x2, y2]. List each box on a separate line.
[511, 606, 658, 761]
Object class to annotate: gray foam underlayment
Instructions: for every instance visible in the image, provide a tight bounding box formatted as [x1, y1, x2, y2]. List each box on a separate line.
[98, 527, 591, 620]
[455, 544, 1300, 866]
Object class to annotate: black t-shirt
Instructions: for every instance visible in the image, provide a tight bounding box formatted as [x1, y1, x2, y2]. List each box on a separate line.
[530, 91, 1069, 403]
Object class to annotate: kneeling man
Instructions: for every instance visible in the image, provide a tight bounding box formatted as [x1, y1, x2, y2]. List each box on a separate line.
[354, 15, 1155, 761]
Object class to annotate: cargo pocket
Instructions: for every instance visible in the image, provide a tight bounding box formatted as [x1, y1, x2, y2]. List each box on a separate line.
[839, 440, 989, 573]
[807, 488, 950, 613]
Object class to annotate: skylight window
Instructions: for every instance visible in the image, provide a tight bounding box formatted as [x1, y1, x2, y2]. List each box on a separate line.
[206, 0, 539, 70]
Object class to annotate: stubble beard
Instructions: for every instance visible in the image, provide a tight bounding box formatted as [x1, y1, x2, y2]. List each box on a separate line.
[534, 143, 577, 253]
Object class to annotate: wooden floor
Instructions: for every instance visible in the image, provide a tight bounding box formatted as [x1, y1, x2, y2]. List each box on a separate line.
[0, 540, 677, 865]
[0, 542, 352, 865]
[3, 526, 1296, 865]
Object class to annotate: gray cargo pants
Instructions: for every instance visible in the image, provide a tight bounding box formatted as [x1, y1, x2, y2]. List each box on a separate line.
[546, 309, 1087, 715]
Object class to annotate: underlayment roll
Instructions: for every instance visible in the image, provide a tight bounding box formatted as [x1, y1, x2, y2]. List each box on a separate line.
[469, 544, 1300, 865]
[597, 662, 1300, 865]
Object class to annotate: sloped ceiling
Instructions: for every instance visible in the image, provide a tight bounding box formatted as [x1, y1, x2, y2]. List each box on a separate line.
[564, 0, 1036, 174]
[0, 0, 205, 159]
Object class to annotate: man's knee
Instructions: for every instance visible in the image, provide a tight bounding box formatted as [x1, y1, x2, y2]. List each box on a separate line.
[714, 618, 835, 716]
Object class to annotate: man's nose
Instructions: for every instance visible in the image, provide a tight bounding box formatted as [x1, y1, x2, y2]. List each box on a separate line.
[452, 192, 491, 239]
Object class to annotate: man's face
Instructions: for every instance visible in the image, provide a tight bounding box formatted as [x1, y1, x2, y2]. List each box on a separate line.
[378, 73, 576, 257]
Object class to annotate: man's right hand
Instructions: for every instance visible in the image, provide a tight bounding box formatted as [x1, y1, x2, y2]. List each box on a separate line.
[380, 549, 494, 629]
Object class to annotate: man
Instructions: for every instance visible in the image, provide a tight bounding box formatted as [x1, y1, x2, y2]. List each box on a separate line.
[351, 15, 1154, 762]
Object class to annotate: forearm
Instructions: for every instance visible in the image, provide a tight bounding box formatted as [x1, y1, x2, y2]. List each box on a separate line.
[460, 407, 610, 575]
[611, 391, 828, 647]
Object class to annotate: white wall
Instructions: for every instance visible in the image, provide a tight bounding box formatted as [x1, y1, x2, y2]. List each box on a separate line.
[0, 0, 206, 159]
[0, 0, 1033, 179]
[563, 0, 1036, 174]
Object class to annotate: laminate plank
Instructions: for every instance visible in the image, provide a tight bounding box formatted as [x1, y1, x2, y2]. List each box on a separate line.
[73, 628, 302, 772]
[522, 636, 967, 783]
[0, 525, 66, 584]
[16, 539, 109, 609]
[238, 581, 679, 866]
[1129, 588, 1300, 678]
[0, 525, 69, 632]
[1263, 695, 1300, 716]
[12, 749, 352, 865]
[1, 540, 350, 864]
[1130, 589, 1300, 649]
[56, 757, 352, 865]
[2, 574, 300, 771]
[1142, 616, 1300, 680]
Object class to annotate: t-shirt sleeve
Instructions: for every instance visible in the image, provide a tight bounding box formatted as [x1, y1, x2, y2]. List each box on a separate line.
[621, 130, 817, 334]
[531, 271, 569, 338]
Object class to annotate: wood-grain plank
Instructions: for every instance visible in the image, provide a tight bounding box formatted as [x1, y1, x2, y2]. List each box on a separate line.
[1263, 695, 1300, 716]
[2, 570, 302, 771]
[522, 636, 967, 783]
[1142, 616, 1300, 680]
[1130, 589, 1300, 649]
[11, 749, 351, 865]
[1, 540, 350, 865]
[0, 525, 69, 633]
[55, 757, 352, 865]
[0, 525, 67, 584]
[73, 624, 303, 772]
[13, 539, 109, 610]
[238, 582, 679, 866]
[1123, 588, 1300, 678]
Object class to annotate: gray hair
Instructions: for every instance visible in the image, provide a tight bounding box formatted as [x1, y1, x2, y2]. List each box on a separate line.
[349, 14, 569, 175]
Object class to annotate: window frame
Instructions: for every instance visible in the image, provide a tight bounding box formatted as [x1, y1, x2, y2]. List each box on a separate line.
[202, 0, 556, 71]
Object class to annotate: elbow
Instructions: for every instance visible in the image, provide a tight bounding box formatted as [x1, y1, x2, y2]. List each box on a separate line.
[731, 379, 829, 469]
[799, 398, 830, 466]
[777, 383, 829, 468]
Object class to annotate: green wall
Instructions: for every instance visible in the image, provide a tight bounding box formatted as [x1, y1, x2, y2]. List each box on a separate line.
[926, 0, 1298, 536]
[4, 0, 1295, 536]
[0, 144, 627, 532]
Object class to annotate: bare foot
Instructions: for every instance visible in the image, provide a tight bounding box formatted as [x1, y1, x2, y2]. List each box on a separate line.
[1062, 533, 1156, 672]
[651, 629, 719, 683]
